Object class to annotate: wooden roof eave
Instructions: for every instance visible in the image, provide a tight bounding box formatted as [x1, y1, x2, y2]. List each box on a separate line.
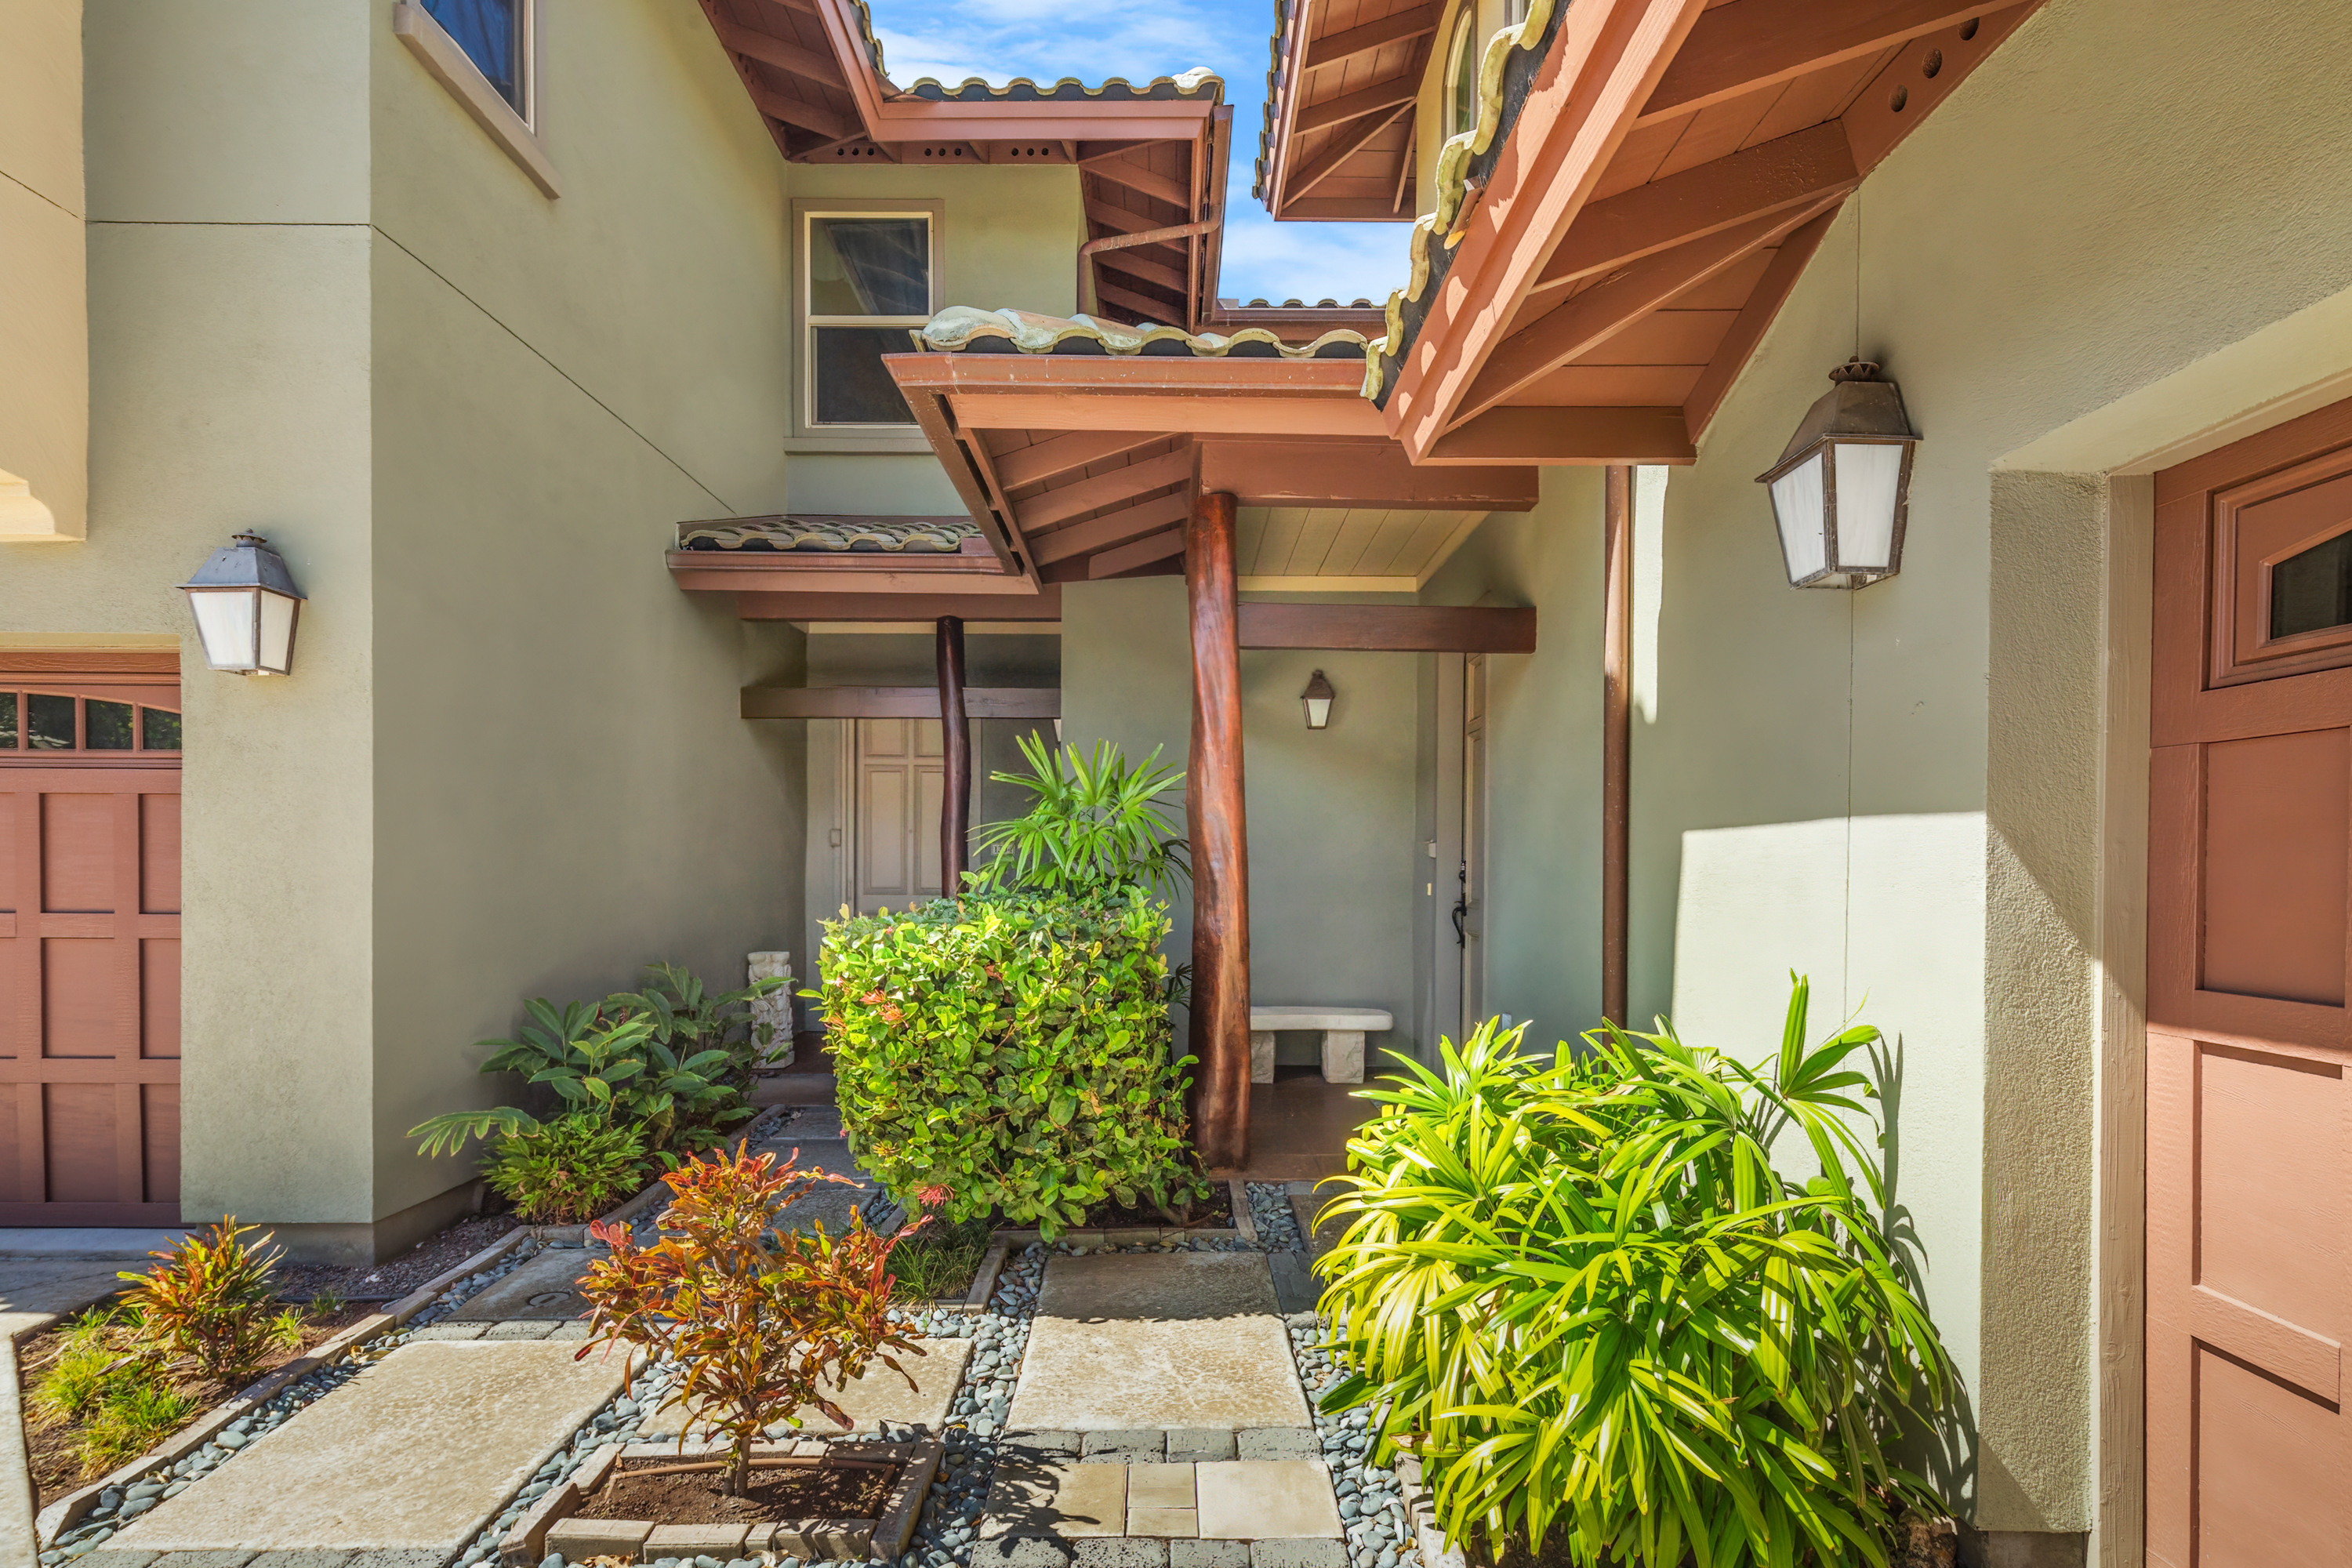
[1376, 0, 2049, 463]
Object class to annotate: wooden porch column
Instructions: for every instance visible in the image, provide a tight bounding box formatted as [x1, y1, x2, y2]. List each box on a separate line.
[1601, 466, 1632, 1025]
[1185, 489, 1251, 1168]
[936, 615, 971, 895]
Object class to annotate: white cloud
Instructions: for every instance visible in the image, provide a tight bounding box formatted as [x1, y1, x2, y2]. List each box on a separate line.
[865, 0, 1414, 307]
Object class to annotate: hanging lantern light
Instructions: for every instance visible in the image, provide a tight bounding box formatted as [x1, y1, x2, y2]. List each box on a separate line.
[179, 532, 307, 675]
[1756, 358, 1921, 589]
[1301, 669, 1335, 730]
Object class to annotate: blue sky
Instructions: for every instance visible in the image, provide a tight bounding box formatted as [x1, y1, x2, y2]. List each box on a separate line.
[866, 0, 1412, 307]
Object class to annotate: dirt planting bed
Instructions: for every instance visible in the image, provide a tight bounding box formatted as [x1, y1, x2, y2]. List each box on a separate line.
[581, 1455, 895, 1526]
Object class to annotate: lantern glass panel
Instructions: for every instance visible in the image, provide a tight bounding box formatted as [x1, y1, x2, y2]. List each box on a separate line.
[1305, 695, 1332, 729]
[258, 590, 299, 674]
[1769, 452, 1827, 583]
[190, 590, 259, 670]
[1832, 442, 1904, 572]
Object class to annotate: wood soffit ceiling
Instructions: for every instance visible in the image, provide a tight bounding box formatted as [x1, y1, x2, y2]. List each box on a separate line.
[1267, 0, 2046, 463]
[694, 0, 1232, 331]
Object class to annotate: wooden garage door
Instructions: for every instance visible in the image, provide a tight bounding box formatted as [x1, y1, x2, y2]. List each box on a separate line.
[2148, 399, 2352, 1565]
[0, 653, 183, 1225]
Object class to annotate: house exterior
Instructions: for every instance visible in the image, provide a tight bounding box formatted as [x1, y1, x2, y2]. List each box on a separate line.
[5, 0, 2352, 1562]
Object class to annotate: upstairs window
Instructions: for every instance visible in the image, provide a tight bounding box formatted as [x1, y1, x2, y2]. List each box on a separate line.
[804, 212, 936, 429]
[1446, 6, 1479, 140]
[423, 0, 531, 118]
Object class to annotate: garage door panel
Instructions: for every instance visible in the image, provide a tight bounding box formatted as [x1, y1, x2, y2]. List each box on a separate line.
[41, 794, 117, 913]
[2201, 729, 2350, 1007]
[140, 793, 180, 914]
[42, 938, 122, 1058]
[143, 1081, 179, 1203]
[2194, 1348, 2350, 1567]
[2194, 1043, 2348, 1342]
[43, 1082, 122, 1203]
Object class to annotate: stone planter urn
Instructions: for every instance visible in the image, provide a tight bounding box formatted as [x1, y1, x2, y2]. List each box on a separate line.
[750, 951, 794, 1067]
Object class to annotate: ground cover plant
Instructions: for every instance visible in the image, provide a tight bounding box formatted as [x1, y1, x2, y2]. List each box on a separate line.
[482, 1112, 655, 1225]
[1314, 978, 1955, 1568]
[575, 1143, 926, 1497]
[19, 1221, 354, 1491]
[880, 1212, 995, 1301]
[819, 890, 1205, 1237]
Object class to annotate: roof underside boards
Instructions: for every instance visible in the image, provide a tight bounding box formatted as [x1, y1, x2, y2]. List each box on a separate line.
[1257, 0, 1436, 221]
[1352, 0, 2045, 464]
[887, 314, 1537, 585]
[693, 0, 1228, 328]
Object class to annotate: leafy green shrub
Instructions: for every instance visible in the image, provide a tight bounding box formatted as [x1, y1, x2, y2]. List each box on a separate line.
[118, 1219, 298, 1385]
[818, 891, 1204, 1237]
[970, 735, 1189, 898]
[484, 1112, 655, 1224]
[611, 961, 794, 1084]
[1315, 979, 1955, 1568]
[579, 1144, 925, 1496]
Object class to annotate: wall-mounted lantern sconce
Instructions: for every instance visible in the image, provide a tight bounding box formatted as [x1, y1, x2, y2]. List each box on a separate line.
[179, 532, 306, 675]
[1301, 669, 1335, 730]
[1756, 358, 1920, 589]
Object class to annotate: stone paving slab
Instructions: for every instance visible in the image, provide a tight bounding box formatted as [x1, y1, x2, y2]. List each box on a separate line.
[108, 1341, 626, 1553]
[983, 1462, 1340, 1546]
[1010, 1255, 1308, 1433]
[449, 1250, 594, 1322]
[1196, 1463, 1341, 1541]
[985, 1458, 1127, 1539]
[639, 1338, 972, 1437]
[766, 1138, 880, 1236]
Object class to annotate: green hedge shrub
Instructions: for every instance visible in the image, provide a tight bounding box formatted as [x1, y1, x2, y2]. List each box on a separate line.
[816, 891, 1203, 1236]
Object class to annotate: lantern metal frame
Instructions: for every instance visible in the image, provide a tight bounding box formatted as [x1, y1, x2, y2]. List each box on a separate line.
[178, 532, 307, 676]
[1755, 358, 1921, 590]
[1301, 669, 1335, 731]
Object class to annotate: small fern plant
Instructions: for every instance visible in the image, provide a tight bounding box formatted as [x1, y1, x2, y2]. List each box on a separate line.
[968, 735, 1189, 898]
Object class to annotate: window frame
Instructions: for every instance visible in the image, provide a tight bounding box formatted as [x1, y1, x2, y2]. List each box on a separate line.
[393, 0, 560, 198]
[1445, 5, 1480, 141]
[789, 199, 946, 448]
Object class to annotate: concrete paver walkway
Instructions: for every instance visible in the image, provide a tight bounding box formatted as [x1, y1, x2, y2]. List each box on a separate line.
[108, 1341, 626, 1555]
[1008, 1253, 1309, 1433]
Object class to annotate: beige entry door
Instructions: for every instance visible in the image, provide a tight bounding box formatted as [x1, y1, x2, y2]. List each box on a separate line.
[2147, 401, 2352, 1565]
[0, 657, 184, 1225]
[855, 718, 944, 914]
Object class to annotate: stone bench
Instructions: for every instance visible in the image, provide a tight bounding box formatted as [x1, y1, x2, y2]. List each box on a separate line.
[1248, 1006, 1393, 1086]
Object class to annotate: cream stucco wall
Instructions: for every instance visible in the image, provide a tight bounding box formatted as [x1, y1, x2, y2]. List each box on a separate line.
[1618, 0, 2352, 1552]
[0, 0, 89, 539]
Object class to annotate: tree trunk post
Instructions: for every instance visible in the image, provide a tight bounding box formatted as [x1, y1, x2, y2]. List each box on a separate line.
[936, 614, 971, 895]
[1185, 490, 1251, 1169]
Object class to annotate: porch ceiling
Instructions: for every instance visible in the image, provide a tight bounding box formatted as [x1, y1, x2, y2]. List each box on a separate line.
[692, 0, 1229, 328]
[1283, 0, 2048, 464]
[886, 314, 1539, 585]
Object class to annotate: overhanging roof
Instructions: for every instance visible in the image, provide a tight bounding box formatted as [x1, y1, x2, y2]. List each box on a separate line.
[1352, 0, 2046, 463]
[887, 312, 1539, 583]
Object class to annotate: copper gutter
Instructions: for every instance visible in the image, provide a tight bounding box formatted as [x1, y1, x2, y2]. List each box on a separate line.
[1077, 218, 1220, 321]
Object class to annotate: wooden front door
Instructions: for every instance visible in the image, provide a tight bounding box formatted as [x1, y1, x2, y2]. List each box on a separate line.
[854, 718, 943, 915]
[2148, 399, 2352, 1564]
[0, 654, 184, 1225]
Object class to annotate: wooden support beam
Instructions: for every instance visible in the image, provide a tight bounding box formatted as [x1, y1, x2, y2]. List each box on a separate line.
[1453, 205, 1818, 428]
[1420, 405, 1695, 466]
[1283, 100, 1413, 201]
[1196, 439, 1537, 509]
[1017, 448, 1194, 534]
[740, 685, 1062, 719]
[1088, 201, 1191, 238]
[1295, 71, 1419, 136]
[937, 616, 971, 895]
[1089, 527, 1185, 579]
[1237, 603, 1537, 653]
[1600, 465, 1631, 1025]
[993, 430, 1167, 493]
[734, 588, 1063, 622]
[1682, 201, 1841, 438]
[1304, 5, 1439, 72]
[710, 14, 845, 91]
[1531, 122, 1857, 293]
[1098, 249, 1191, 296]
[1640, 0, 1991, 124]
[746, 78, 851, 142]
[1030, 492, 1192, 565]
[1082, 154, 1191, 209]
[1187, 490, 1251, 1170]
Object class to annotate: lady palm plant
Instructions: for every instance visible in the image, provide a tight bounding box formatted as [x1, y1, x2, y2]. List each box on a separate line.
[968, 735, 1188, 898]
[1314, 978, 1953, 1568]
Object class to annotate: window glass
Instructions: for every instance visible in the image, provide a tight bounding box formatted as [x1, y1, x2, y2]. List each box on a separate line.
[27, 693, 74, 750]
[810, 220, 931, 316]
[143, 708, 183, 753]
[1448, 9, 1479, 139]
[815, 328, 920, 425]
[425, 0, 524, 113]
[0, 693, 13, 750]
[2271, 529, 2352, 641]
[87, 699, 134, 751]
